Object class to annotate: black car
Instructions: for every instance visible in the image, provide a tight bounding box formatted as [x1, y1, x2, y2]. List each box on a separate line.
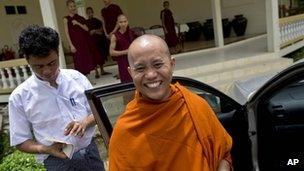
[85, 61, 304, 171]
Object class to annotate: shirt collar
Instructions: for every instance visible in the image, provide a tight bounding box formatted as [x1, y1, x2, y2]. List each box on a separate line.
[33, 69, 62, 87]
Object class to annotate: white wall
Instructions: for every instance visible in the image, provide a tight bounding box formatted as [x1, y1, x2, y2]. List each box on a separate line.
[221, 0, 266, 36]
[0, 0, 267, 52]
[53, 0, 107, 51]
[115, 0, 213, 28]
[0, 0, 43, 55]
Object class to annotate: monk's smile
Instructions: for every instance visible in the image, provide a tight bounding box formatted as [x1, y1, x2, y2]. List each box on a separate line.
[145, 81, 162, 88]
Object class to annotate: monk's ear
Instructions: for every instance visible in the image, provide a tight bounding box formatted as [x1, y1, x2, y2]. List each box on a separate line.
[128, 66, 132, 76]
[170, 57, 176, 68]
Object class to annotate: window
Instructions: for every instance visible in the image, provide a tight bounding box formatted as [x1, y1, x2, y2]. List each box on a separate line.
[17, 6, 27, 14]
[5, 6, 16, 15]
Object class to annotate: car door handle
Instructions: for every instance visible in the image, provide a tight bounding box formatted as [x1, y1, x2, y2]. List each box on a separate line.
[271, 105, 286, 118]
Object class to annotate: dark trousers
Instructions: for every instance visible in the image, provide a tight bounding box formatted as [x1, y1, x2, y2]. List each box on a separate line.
[43, 142, 105, 171]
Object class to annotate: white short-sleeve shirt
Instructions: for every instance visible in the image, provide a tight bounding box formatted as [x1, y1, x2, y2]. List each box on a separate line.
[9, 69, 95, 162]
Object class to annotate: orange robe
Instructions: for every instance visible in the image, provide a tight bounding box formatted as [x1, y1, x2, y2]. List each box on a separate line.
[109, 83, 232, 171]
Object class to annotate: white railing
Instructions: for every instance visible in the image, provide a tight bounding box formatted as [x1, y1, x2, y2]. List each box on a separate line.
[0, 58, 32, 94]
[279, 14, 304, 48]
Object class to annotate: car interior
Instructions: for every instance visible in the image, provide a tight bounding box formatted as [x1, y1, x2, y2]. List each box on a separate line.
[85, 77, 253, 170]
[256, 79, 304, 170]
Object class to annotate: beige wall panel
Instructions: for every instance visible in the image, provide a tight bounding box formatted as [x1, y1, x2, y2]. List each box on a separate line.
[0, 0, 43, 54]
[0, 0, 267, 52]
[221, 0, 266, 36]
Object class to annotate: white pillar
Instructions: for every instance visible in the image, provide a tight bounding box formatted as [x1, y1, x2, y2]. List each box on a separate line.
[266, 0, 280, 53]
[39, 0, 67, 68]
[211, 0, 224, 47]
[75, 0, 86, 18]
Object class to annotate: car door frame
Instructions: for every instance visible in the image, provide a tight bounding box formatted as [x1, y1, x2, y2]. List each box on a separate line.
[85, 76, 252, 170]
[85, 76, 245, 144]
[246, 61, 304, 170]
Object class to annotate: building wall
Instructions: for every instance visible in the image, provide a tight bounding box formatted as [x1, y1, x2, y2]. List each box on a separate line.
[0, 0, 267, 53]
[116, 0, 266, 36]
[221, 0, 266, 36]
[116, 0, 213, 28]
[0, 0, 43, 54]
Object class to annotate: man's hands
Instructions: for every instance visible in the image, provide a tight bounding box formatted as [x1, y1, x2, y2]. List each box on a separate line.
[64, 114, 96, 138]
[17, 140, 67, 159]
[64, 120, 87, 137]
[42, 142, 67, 159]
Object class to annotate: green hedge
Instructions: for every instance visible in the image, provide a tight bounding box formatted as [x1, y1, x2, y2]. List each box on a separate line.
[0, 132, 14, 161]
[286, 47, 304, 62]
[0, 132, 45, 171]
[0, 150, 45, 171]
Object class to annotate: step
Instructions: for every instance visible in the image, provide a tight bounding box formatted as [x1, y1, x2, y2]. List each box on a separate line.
[173, 53, 277, 77]
[194, 57, 292, 85]
[207, 60, 293, 93]
[187, 54, 279, 78]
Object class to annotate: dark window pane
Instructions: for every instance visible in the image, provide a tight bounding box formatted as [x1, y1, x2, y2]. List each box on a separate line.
[17, 6, 26, 14]
[5, 6, 16, 15]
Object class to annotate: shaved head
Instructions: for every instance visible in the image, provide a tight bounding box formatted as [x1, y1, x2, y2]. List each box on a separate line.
[117, 14, 127, 21]
[127, 34, 175, 102]
[128, 34, 170, 66]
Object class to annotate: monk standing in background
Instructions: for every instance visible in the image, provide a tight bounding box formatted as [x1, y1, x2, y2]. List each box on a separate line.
[101, 0, 123, 79]
[101, 0, 123, 37]
[161, 1, 179, 54]
[109, 15, 136, 83]
[1, 45, 15, 61]
[86, 7, 110, 78]
[63, 0, 100, 76]
[109, 35, 233, 171]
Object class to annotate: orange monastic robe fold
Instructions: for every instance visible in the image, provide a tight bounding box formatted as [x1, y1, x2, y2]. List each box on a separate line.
[109, 83, 232, 171]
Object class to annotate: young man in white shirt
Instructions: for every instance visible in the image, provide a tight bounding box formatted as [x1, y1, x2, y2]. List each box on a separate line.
[9, 25, 105, 171]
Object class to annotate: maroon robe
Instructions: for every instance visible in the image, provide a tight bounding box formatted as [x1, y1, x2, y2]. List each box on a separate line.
[161, 9, 178, 47]
[65, 14, 99, 75]
[86, 17, 108, 65]
[101, 4, 123, 34]
[2, 50, 15, 60]
[114, 28, 136, 83]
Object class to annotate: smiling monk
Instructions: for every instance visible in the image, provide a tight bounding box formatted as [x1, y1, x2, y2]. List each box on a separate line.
[108, 34, 233, 171]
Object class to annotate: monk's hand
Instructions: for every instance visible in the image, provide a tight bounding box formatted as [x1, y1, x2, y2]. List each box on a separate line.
[164, 29, 168, 34]
[64, 120, 87, 137]
[70, 44, 76, 53]
[44, 142, 67, 159]
[107, 32, 114, 39]
[90, 30, 95, 35]
[218, 159, 232, 171]
[72, 20, 80, 26]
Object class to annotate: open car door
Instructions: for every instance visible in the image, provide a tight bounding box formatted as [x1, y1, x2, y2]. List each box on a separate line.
[85, 76, 253, 170]
[247, 61, 304, 170]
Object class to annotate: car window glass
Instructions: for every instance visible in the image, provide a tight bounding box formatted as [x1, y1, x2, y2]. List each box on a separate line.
[186, 86, 221, 113]
[100, 91, 134, 125]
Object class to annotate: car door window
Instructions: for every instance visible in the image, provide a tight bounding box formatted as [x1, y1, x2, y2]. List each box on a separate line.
[97, 85, 230, 130]
[186, 87, 221, 113]
[100, 91, 134, 125]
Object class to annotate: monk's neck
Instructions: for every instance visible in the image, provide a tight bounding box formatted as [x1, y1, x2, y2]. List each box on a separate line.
[119, 28, 127, 34]
[68, 13, 76, 17]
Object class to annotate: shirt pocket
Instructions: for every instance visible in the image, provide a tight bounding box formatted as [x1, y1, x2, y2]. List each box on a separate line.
[69, 95, 90, 120]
